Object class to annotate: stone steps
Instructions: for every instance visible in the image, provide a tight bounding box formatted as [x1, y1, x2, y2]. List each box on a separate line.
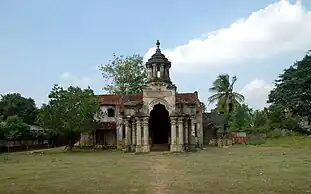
[151, 144, 169, 151]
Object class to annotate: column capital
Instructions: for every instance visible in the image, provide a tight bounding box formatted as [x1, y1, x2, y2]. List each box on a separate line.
[178, 117, 184, 123]
[136, 117, 142, 126]
[124, 118, 130, 126]
[170, 117, 177, 124]
[143, 117, 149, 124]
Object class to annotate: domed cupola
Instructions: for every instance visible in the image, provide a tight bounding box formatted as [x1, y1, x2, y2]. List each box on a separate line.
[145, 40, 172, 84]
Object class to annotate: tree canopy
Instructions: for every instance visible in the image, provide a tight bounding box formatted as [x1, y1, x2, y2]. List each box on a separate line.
[1, 115, 31, 141]
[0, 93, 37, 125]
[36, 85, 101, 150]
[99, 54, 147, 94]
[208, 74, 245, 114]
[228, 104, 252, 131]
[268, 52, 311, 121]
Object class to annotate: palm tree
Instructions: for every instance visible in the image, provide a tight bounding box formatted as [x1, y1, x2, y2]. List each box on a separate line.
[208, 74, 245, 115]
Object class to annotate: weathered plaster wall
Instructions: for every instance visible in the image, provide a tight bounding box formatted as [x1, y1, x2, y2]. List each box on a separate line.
[100, 105, 118, 122]
[143, 83, 176, 114]
[97, 130, 117, 145]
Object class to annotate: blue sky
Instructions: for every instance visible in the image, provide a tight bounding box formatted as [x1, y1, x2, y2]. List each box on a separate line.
[1, 0, 311, 110]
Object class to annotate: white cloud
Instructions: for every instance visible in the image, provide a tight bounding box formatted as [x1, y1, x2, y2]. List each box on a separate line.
[144, 0, 311, 72]
[240, 79, 274, 109]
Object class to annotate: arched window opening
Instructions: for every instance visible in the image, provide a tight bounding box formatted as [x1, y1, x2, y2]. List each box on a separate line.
[122, 125, 125, 139]
[156, 66, 160, 78]
[107, 108, 115, 117]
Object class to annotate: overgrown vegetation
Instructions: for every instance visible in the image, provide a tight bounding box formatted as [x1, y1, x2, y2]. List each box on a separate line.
[208, 74, 245, 114]
[36, 85, 101, 151]
[99, 54, 147, 94]
[0, 94, 37, 142]
[209, 51, 311, 136]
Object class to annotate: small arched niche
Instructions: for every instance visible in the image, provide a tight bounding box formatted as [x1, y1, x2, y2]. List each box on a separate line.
[107, 108, 115, 117]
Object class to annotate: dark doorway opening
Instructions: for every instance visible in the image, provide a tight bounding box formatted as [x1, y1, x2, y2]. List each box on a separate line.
[149, 103, 171, 150]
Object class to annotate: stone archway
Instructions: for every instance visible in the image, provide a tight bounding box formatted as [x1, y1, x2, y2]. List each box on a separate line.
[149, 103, 171, 151]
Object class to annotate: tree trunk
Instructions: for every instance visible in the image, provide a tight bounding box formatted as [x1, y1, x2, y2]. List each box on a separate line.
[65, 140, 73, 151]
[65, 133, 75, 151]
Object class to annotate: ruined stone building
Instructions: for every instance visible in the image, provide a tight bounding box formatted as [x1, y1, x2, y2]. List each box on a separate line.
[94, 41, 204, 152]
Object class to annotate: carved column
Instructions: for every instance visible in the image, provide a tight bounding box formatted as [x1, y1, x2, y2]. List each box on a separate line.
[178, 117, 184, 152]
[184, 119, 189, 147]
[190, 117, 196, 150]
[197, 122, 203, 148]
[166, 68, 170, 81]
[135, 117, 142, 153]
[116, 117, 124, 149]
[160, 64, 164, 78]
[147, 68, 152, 80]
[124, 119, 131, 152]
[152, 64, 157, 78]
[131, 119, 136, 152]
[143, 117, 150, 152]
[170, 117, 177, 152]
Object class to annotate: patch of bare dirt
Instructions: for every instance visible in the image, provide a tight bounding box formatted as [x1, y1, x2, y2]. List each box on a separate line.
[148, 155, 178, 194]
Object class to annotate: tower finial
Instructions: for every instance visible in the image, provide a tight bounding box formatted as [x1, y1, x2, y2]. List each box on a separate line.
[156, 40, 160, 49]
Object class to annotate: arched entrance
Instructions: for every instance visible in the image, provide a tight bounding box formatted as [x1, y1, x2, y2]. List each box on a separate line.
[149, 103, 171, 151]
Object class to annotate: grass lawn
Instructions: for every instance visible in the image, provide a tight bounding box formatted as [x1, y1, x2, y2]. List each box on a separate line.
[264, 136, 311, 148]
[1, 143, 311, 194]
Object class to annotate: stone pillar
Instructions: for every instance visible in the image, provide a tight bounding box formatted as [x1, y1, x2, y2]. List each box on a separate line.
[147, 68, 152, 80]
[197, 122, 202, 148]
[160, 64, 164, 78]
[170, 117, 177, 152]
[184, 119, 189, 148]
[152, 64, 157, 78]
[189, 117, 196, 150]
[163, 66, 167, 80]
[135, 117, 142, 153]
[166, 68, 170, 81]
[178, 117, 184, 152]
[131, 119, 136, 152]
[143, 117, 150, 152]
[200, 120, 204, 148]
[124, 119, 131, 152]
[116, 117, 123, 149]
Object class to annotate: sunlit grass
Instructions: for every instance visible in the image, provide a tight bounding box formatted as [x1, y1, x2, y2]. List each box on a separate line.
[1, 145, 311, 194]
[264, 136, 311, 148]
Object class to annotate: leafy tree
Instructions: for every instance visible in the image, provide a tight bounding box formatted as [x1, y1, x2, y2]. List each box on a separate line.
[0, 115, 5, 140]
[228, 104, 252, 131]
[252, 109, 268, 128]
[268, 51, 311, 124]
[208, 74, 245, 115]
[266, 104, 309, 134]
[0, 93, 37, 125]
[2, 115, 31, 141]
[99, 54, 147, 94]
[37, 85, 101, 151]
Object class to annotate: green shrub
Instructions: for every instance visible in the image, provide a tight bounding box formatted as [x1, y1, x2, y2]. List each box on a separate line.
[117, 140, 125, 150]
[247, 138, 266, 145]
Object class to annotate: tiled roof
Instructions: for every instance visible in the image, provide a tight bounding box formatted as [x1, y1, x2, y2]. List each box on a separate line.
[175, 93, 197, 104]
[98, 92, 198, 106]
[98, 94, 122, 105]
